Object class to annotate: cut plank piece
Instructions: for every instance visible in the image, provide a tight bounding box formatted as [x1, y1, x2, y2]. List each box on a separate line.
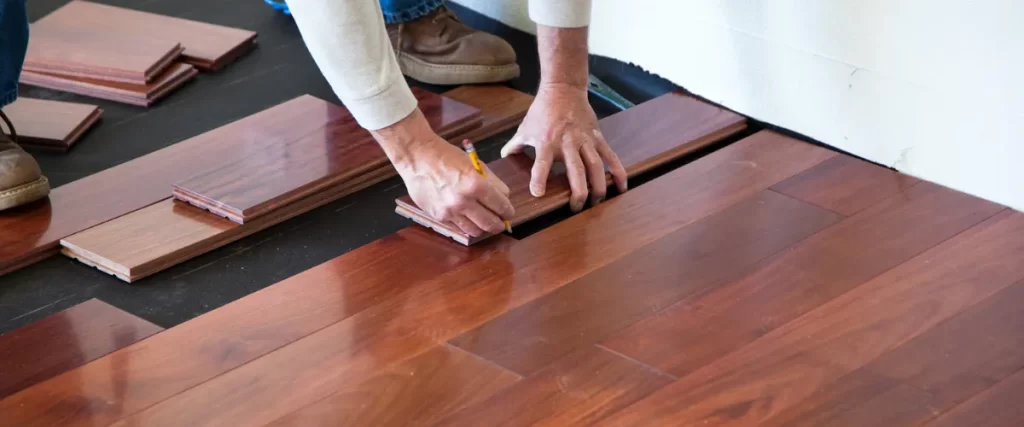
[47, 133, 835, 427]
[60, 86, 530, 282]
[21, 63, 198, 107]
[34, 0, 257, 71]
[0, 298, 162, 399]
[0, 91, 473, 276]
[24, 20, 182, 84]
[1, 98, 102, 151]
[171, 88, 481, 224]
[395, 91, 748, 245]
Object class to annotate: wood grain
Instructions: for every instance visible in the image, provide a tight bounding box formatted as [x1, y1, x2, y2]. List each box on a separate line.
[172, 88, 481, 224]
[440, 85, 534, 143]
[395, 91, 749, 245]
[596, 210, 1024, 427]
[267, 345, 520, 427]
[434, 346, 673, 427]
[93, 133, 834, 427]
[0, 229, 514, 427]
[24, 20, 182, 84]
[0, 299, 162, 399]
[2, 98, 102, 151]
[20, 63, 199, 107]
[772, 155, 920, 215]
[926, 367, 1024, 427]
[35, 0, 258, 70]
[449, 190, 842, 376]
[601, 180, 1004, 379]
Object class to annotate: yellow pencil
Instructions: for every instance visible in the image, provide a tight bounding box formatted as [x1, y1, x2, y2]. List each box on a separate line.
[462, 139, 512, 233]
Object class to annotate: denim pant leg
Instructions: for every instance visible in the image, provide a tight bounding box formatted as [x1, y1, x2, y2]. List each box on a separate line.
[380, 0, 444, 24]
[0, 0, 29, 108]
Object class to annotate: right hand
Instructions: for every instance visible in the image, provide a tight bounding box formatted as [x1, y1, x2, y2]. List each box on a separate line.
[373, 109, 514, 237]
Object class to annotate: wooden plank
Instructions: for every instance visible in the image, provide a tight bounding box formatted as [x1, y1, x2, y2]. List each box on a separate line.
[90, 133, 835, 427]
[434, 346, 673, 427]
[0, 228, 515, 427]
[21, 63, 199, 107]
[449, 190, 842, 376]
[772, 155, 920, 215]
[395, 91, 749, 245]
[266, 345, 520, 427]
[0, 299, 162, 399]
[35, 1, 258, 71]
[0, 92, 471, 276]
[2, 98, 102, 151]
[926, 368, 1024, 427]
[596, 210, 1024, 427]
[600, 181, 1005, 379]
[440, 85, 534, 143]
[171, 88, 481, 224]
[24, 20, 182, 84]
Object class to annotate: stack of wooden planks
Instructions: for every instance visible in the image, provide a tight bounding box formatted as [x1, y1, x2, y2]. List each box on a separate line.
[1, 98, 102, 151]
[20, 1, 256, 106]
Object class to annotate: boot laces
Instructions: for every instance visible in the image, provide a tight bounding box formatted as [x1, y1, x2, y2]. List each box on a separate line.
[0, 110, 16, 144]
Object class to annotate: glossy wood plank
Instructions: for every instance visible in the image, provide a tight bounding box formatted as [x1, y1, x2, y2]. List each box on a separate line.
[267, 344, 520, 427]
[0, 228, 514, 427]
[2, 98, 102, 151]
[0, 299, 162, 399]
[449, 190, 842, 376]
[926, 368, 1024, 427]
[24, 20, 182, 84]
[96, 132, 835, 427]
[440, 85, 534, 143]
[434, 346, 673, 427]
[395, 91, 749, 245]
[21, 63, 199, 107]
[772, 155, 920, 215]
[172, 88, 480, 224]
[36, 0, 258, 70]
[596, 210, 1024, 427]
[601, 180, 1004, 379]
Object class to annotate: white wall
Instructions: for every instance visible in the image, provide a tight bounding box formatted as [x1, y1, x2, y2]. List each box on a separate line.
[455, 0, 1024, 212]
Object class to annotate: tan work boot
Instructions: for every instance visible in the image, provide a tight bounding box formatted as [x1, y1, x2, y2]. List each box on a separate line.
[387, 5, 520, 85]
[0, 110, 50, 211]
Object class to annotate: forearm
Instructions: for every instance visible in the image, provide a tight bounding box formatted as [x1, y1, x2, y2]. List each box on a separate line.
[536, 25, 590, 91]
[287, 0, 417, 131]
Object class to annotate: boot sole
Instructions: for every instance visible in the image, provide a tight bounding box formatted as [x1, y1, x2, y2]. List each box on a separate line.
[399, 53, 520, 85]
[0, 176, 50, 211]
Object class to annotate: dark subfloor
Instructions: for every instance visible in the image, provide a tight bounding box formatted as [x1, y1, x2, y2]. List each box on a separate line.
[0, 0, 685, 334]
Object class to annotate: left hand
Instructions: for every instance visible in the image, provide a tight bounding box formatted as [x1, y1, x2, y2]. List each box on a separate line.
[501, 83, 628, 212]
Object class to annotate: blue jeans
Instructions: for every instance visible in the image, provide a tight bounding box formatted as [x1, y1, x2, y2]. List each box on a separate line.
[0, 0, 28, 108]
[381, 0, 443, 24]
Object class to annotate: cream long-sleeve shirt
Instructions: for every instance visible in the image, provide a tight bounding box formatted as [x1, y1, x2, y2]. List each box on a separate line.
[287, 0, 592, 130]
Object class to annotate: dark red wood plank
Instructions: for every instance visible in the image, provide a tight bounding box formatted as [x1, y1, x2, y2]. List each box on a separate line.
[434, 346, 673, 426]
[21, 63, 198, 107]
[267, 345, 520, 427]
[772, 155, 920, 215]
[2, 98, 102, 151]
[601, 181, 1004, 379]
[0, 299, 162, 399]
[596, 210, 1024, 427]
[449, 190, 842, 376]
[926, 368, 1024, 427]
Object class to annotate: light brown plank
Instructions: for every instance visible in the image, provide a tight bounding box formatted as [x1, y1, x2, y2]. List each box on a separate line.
[772, 154, 920, 215]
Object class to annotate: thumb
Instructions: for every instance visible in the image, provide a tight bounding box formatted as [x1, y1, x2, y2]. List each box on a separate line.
[500, 135, 529, 158]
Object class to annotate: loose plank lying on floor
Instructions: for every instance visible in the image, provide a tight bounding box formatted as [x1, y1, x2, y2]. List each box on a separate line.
[0, 91, 477, 276]
[267, 345, 520, 427]
[395, 91, 748, 245]
[0, 228, 515, 427]
[172, 88, 480, 224]
[926, 367, 1024, 427]
[596, 210, 1024, 427]
[772, 154, 920, 215]
[35, 0, 257, 70]
[601, 180, 1004, 379]
[435, 346, 672, 427]
[449, 190, 842, 376]
[85, 133, 834, 427]
[1, 98, 102, 151]
[0, 299, 162, 399]
[60, 86, 530, 282]
[21, 63, 199, 107]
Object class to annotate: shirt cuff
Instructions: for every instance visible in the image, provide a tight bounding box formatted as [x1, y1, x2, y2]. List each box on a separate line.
[529, 0, 592, 28]
[345, 78, 419, 131]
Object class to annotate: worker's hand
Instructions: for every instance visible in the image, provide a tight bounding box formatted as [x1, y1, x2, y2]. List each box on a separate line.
[373, 109, 514, 237]
[501, 83, 628, 212]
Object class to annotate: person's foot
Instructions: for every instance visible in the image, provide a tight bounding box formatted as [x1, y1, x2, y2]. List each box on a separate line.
[387, 6, 520, 85]
[0, 110, 50, 211]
